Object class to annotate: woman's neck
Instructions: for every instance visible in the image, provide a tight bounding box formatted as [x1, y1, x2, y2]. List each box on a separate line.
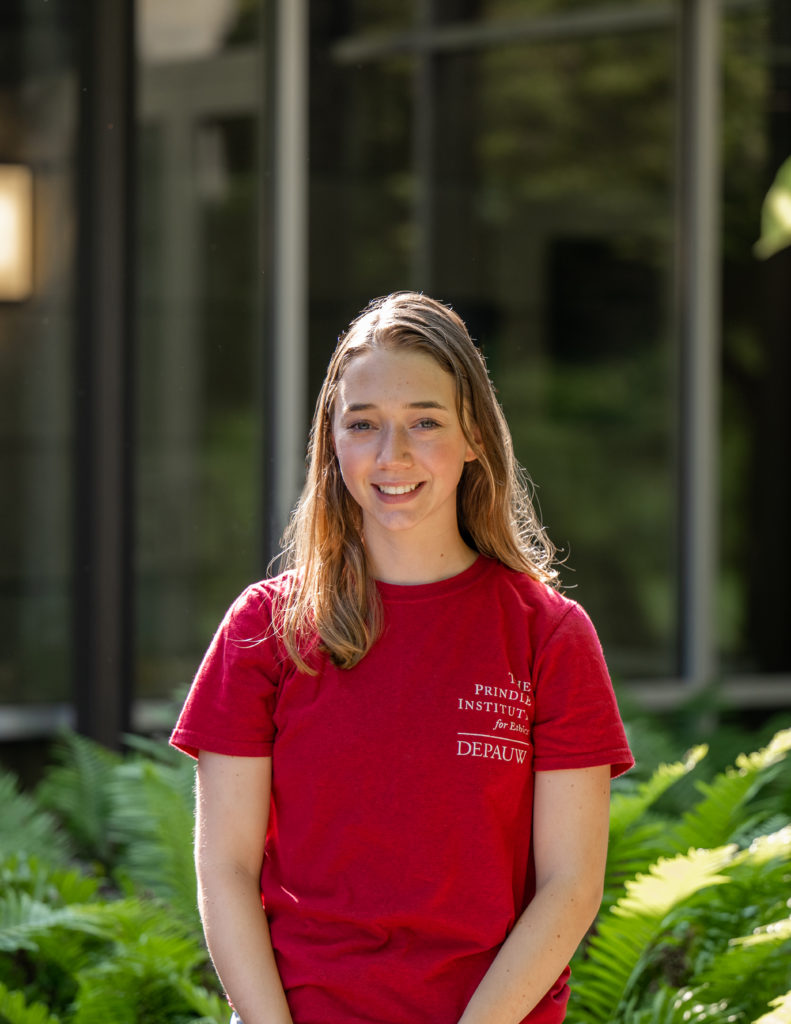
[364, 528, 478, 586]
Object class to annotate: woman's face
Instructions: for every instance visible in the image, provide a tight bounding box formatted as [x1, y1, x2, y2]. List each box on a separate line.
[331, 346, 477, 549]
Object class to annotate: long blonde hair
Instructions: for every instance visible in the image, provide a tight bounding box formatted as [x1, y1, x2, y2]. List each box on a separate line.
[276, 291, 556, 671]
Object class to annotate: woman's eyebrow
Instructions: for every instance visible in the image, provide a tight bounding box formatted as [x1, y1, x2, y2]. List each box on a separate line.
[344, 400, 448, 412]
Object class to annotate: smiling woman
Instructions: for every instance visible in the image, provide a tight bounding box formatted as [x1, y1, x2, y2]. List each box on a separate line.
[278, 291, 558, 673]
[332, 345, 478, 583]
[171, 291, 633, 1024]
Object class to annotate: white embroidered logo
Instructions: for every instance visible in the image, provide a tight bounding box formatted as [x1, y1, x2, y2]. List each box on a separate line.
[455, 673, 533, 762]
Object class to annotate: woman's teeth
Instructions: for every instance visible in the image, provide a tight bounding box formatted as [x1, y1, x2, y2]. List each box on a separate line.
[377, 483, 420, 495]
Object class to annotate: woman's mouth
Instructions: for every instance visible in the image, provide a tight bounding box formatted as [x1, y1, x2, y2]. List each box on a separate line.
[375, 483, 422, 495]
[372, 479, 426, 499]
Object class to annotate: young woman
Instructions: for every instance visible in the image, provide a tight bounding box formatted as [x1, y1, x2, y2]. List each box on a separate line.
[171, 291, 633, 1024]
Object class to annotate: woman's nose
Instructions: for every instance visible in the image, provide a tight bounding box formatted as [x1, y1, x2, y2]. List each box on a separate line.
[376, 425, 412, 465]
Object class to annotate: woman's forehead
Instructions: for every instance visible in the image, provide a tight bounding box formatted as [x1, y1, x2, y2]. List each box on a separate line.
[337, 346, 455, 395]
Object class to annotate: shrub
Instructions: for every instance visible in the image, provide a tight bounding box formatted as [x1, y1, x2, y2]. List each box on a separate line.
[0, 732, 226, 1024]
[1, 727, 789, 1023]
[568, 728, 791, 1024]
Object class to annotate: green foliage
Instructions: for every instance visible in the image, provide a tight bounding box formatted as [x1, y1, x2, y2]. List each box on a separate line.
[568, 728, 791, 1024]
[0, 775, 70, 867]
[0, 733, 224, 1024]
[752, 992, 791, 1024]
[604, 744, 708, 905]
[2, 726, 790, 1022]
[106, 751, 199, 926]
[35, 733, 121, 864]
[0, 981, 60, 1024]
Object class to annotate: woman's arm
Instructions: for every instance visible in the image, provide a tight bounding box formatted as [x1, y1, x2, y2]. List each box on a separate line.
[195, 752, 293, 1024]
[457, 764, 612, 1024]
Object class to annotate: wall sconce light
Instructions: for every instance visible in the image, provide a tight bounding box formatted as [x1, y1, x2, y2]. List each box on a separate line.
[0, 164, 34, 302]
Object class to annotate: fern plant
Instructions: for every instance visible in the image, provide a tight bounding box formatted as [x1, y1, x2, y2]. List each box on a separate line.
[0, 774, 71, 867]
[0, 733, 225, 1024]
[35, 733, 122, 865]
[568, 729, 791, 1024]
[2, 726, 790, 1023]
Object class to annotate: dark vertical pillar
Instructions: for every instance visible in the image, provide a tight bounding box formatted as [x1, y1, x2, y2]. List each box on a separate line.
[73, 0, 135, 747]
[675, 0, 720, 688]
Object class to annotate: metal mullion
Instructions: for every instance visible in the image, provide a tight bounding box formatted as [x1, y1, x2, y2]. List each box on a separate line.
[676, 0, 722, 690]
[268, 0, 309, 553]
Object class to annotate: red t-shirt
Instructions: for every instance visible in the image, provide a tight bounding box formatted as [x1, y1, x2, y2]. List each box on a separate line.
[171, 556, 633, 1024]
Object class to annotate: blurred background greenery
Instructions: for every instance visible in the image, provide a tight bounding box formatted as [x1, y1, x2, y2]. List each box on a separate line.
[1, 717, 790, 1023]
[0, 4, 788, 781]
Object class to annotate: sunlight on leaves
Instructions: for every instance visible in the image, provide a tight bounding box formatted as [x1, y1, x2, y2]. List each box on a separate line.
[732, 916, 791, 948]
[755, 156, 791, 259]
[751, 991, 791, 1024]
[614, 845, 736, 918]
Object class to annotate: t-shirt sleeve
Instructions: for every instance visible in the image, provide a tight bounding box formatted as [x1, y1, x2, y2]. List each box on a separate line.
[170, 584, 282, 760]
[531, 602, 634, 778]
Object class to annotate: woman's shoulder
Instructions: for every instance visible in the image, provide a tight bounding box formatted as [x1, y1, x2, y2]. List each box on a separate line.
[488, 559, 592, 630]
[221, 569, 300, 631]
[488, 559, 570, 606]
[242, 567, 301, 601]
[488, 562, 606, 664]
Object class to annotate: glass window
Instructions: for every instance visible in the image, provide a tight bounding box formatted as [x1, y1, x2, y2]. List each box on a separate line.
[312, 9, 677, 679]
[719, 0, 791, 674]
[0, 2, 77, 705]
[309, 50, 415, 394]
[429, 30, 676, 679]
[135, 1, 270, 703]
[342, 1, 412, 32]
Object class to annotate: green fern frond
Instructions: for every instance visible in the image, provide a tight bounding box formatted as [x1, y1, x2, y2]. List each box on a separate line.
[603, 747, 709, 906]
[122, 733, 197, 817]
[70, 971, 139, 1024]
[94, 897, 207, 973]
[671, 729, 791, 852]
[652, 850, 791, 1023]
[616, 845, 736, 918]
[732, 916, 791, 948]
[70, 930, 210, 1024]
[734, 824, 791, 866]
[686, 931, 791, 1022]
[0, 854, 102, 908]
[108, 757, 199, 927]
[752, 991, 791, 1024]
[35, 731, 122, 863]
[122, 732, 185, 767]
[668, 988, 738, 1024]
[603, 818, 679, 908]
[0, 890, 110, 953]
[731, 813, 791, 849]
[172, 977, 228, 1023]
[0, 980, 60, 1024]
[610, 746, 708, 833]
[0, 773, 71, 865]
[571, 845, 739, 1024]
[61, 896, 218, 1022]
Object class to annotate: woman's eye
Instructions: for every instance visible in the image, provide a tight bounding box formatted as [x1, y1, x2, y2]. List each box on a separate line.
[416, 418, 440, 429]
[348, 420, 372, 431]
